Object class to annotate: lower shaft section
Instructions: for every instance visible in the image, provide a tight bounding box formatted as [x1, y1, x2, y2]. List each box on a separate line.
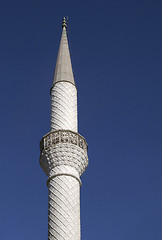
[48, 166, 81, 240]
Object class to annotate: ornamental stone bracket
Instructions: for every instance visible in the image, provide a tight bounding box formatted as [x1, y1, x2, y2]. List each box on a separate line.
[39, 130, 88, 177]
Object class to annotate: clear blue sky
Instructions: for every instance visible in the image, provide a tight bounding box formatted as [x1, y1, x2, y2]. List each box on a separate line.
[0, 0, 162, 239]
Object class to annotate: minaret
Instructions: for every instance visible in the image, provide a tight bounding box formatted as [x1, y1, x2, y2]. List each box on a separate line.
[39, 18, 88, 240]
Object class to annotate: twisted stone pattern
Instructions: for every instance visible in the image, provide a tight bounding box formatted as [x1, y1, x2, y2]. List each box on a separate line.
[48, 166, 80, 240]
[39, 142, 88, 240]
[51, 82, 77, 132]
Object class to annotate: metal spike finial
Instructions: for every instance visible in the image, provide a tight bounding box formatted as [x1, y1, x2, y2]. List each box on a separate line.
[66, 16, 69, 35]
[62, 17, 67, 29]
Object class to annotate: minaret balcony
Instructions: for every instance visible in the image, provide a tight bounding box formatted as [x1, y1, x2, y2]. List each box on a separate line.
[39, 130, 88, 177]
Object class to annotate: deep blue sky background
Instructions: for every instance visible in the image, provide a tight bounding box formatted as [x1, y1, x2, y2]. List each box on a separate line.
[0, 0, 162, 239]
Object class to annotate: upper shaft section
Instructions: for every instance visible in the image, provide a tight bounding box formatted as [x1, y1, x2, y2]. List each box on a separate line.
[53, 18, 75, 86]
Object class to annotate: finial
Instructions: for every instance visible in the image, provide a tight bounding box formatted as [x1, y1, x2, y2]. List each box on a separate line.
[62, 17, 67, 29]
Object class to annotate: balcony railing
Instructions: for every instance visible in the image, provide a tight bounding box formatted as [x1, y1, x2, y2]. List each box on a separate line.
[40, 130, 88, 154]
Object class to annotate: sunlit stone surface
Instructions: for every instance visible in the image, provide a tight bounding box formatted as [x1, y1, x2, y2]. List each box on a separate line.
[39, 17, 88, 240]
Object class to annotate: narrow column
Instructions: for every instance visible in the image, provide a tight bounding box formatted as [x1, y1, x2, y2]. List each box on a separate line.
[51, 81, 78, 132]
[48, 166, 80, 239]
[39, 17, 88, 240]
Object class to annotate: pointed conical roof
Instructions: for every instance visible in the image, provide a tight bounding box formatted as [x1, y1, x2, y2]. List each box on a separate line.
[53, 18, 75, 86]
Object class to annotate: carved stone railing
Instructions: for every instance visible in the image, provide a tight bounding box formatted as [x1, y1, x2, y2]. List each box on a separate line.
[40, 130, 88, 154]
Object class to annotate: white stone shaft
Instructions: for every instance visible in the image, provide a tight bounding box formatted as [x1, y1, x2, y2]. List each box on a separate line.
[48, 24, 80, 240]
[40, 135, 88, 240]
[51, 82, 78, 132]
[48, 166, 80, 240]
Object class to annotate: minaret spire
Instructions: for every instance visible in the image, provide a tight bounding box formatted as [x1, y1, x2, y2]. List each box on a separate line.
[39, 18, 88, 240]
[53, 17, 75, 87]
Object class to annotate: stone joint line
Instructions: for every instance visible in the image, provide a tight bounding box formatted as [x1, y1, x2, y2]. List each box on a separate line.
[47, 173, 82, 187]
